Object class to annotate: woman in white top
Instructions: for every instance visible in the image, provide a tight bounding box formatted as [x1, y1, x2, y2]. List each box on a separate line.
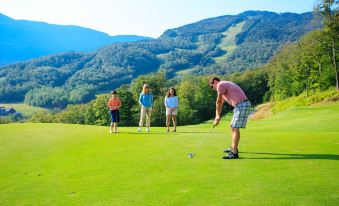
[164, 88, 178, 132]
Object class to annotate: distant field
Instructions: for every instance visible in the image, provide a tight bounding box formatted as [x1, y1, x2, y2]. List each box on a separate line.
[0, 103, 47, 117]
[0, 103, 338, 205]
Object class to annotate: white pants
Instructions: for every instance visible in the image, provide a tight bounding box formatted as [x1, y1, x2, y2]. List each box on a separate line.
[139, 107, 152, 127]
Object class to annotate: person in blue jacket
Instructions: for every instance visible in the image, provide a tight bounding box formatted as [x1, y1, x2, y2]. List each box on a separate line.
[138, 84, 153, 132]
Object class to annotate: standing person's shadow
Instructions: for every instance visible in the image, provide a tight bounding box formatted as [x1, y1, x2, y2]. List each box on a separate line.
[240, 152, 339, 160]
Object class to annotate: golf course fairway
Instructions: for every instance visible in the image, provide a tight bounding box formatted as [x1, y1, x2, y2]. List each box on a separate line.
[1, 103, 338, 205]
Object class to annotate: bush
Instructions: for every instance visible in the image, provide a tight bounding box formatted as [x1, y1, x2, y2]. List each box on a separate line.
[30, 111, 56, 123]
[0, 117, 12, 124]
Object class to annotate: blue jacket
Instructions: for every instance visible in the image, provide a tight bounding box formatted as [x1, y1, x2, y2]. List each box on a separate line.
[139, 92, 153, 107]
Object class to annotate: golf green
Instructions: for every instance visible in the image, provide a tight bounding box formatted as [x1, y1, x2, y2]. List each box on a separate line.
[0, 103, 338, 205]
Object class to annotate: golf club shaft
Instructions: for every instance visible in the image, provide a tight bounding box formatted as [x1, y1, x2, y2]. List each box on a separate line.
[193, 125, 215, 155]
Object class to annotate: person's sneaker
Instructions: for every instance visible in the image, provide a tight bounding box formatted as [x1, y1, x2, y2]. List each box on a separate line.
[223, 147, 232, 153]
[166, 129, 169, 133]
[138, 128, 141, 132]
[146, 127, 150, 132]
[222, 152, 239, 159]
[110, 129, 113, 134]
[114, 130, 118, 133]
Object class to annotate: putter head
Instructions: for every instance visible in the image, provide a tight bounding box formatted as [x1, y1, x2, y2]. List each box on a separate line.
[188, 153, 194, 158]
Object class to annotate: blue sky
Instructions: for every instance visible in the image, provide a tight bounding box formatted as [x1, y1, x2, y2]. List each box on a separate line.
[0, 0, 316, 38]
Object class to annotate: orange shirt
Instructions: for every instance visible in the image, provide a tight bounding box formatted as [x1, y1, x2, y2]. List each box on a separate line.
[107, 97, 121, 110]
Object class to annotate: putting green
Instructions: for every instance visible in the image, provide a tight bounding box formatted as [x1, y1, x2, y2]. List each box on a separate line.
[0, 103, 338, 205]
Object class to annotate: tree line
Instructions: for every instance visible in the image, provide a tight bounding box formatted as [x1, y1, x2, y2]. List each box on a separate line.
[0, 11, 319, 107]
[30, 0, 338, 126]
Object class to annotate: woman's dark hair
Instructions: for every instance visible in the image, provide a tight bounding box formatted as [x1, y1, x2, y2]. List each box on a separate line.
[167, 88, 177, 97]
[111, 90, 117, 95]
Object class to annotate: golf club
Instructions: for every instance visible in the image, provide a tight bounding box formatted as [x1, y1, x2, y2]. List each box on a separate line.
[188, 124, 215, 158]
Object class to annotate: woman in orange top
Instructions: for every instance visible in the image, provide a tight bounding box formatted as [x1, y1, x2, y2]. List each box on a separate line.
[107, 90, 121, 133]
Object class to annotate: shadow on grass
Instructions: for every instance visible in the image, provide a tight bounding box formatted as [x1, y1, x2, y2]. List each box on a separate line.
[124, 131, 224, 135]
[240, 152, 339, 160]
[175, 131, 224, 134]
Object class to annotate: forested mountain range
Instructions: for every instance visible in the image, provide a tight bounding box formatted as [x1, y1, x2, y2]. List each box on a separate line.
[0, 13, 152, 66]
[0, 11, 321, 106]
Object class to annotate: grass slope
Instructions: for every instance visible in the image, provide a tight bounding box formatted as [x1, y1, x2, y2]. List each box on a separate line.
[0, 103, 338, 205]
[213, 21, 245, 64]
[175, 21, 245, 76]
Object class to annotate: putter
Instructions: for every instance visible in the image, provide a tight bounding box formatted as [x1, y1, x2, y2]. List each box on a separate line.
[188, 124, 215, 158]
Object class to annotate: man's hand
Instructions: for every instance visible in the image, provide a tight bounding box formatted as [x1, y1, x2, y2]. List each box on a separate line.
[213, 117, 220, 126]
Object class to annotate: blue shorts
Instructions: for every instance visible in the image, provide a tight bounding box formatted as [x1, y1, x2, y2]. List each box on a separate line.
[110, 110, 120, 123]
[231, 101, 251, 128]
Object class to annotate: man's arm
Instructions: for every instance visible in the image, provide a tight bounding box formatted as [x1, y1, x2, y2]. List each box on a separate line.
[214, 92, 224, 126]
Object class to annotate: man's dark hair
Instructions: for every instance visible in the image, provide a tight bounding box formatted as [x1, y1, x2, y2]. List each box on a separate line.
[111, 90, 117, 95]
[209, 77, 220, 85]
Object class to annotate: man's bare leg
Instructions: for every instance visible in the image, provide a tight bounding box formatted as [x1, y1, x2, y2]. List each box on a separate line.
[231, 127, 240, 153]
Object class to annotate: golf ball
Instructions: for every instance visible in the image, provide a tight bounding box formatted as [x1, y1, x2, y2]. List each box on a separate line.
[188, 153, 194, 158]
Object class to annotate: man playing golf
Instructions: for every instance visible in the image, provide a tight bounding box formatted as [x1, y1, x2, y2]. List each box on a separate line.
[209, 77, 251, 159]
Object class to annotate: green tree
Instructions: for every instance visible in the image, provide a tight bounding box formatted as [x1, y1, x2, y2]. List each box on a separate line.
[267, 43, 302, 100]
[315, 0, 339, 90]
[24, 87, 68, 108]
[298, 30, 333, 93]
[30, 111, 55, 123]
[177, 79, 198, 124]
[193, 77, 216, 121]
[116, 85, 137, 126]
[55, 104, 88, 124]
[89, 94, 111, 126]
[69, 85, 96, 104]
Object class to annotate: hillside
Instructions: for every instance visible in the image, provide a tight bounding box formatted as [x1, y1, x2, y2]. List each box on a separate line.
[0, 13, 152, 66]
[0, 102, 338, 205]
[0, 11, 321, 103]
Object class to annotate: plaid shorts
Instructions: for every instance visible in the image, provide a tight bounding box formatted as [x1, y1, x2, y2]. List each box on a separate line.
[231, 100, 251, 128]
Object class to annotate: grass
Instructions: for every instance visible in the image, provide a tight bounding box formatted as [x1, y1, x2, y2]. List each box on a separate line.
[251, 88, 339, 120]
[0, 103, 47, 117]
[0, 103, 338, 205]
[271, 88, 339, 113]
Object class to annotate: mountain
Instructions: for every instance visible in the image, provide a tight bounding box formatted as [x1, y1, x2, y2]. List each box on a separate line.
[0, 13, 152, 65]
[0, 11, 321, 105]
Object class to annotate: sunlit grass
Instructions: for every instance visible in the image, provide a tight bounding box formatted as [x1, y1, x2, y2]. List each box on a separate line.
[0, 102, 338, 205]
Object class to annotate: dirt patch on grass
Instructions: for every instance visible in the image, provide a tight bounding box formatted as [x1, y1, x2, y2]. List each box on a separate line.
[323, 96, 339, 102]
[250, 103, 273, 120]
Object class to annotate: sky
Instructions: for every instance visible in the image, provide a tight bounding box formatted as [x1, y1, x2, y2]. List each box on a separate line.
[0, 0, 316, 38]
